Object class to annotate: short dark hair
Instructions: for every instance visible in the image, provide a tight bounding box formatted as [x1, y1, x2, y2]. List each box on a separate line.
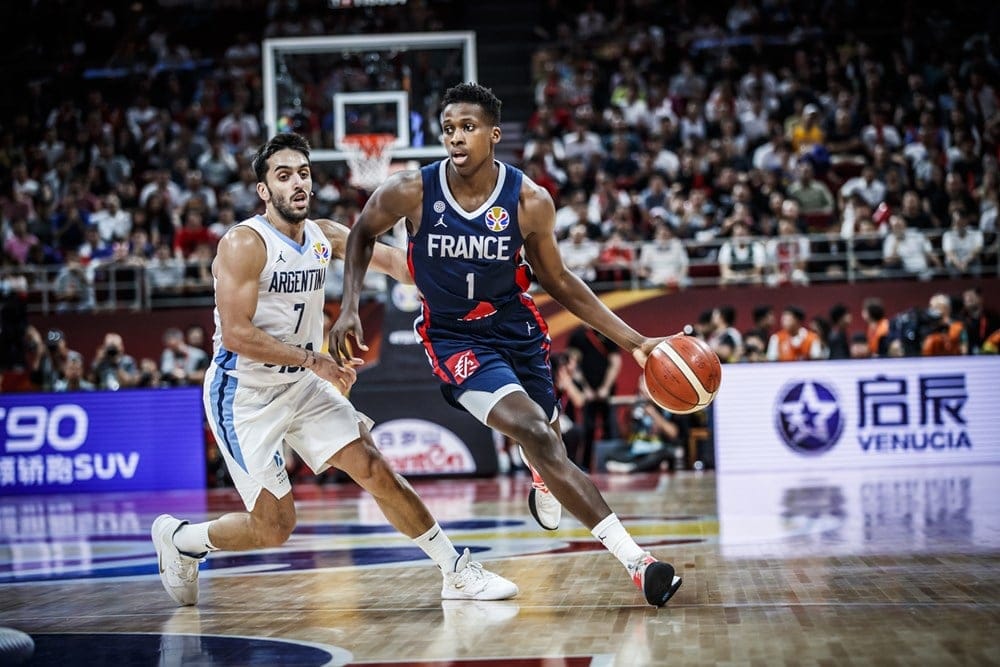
[784, 305, 805, 322]
[251, 133, 311, 183]
[441, 82, 502, 125]
[752, 304, 772, 323]
[829, 303, 848, 324]
[864, 300, 885, 320]
[716, 305, 736, 326]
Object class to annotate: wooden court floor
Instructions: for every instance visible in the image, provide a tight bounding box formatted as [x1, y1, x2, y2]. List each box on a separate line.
[2, 466, 999, 666]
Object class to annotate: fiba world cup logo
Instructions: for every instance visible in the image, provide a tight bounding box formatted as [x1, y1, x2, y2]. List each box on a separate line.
[313, 242, 330, 265]
[484, 206, 510, 232]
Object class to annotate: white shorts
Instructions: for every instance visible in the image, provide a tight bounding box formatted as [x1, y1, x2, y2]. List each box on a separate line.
[204, 364, 374, 511]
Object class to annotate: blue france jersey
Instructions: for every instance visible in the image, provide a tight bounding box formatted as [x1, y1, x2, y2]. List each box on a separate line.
[409, 160, 530, 322]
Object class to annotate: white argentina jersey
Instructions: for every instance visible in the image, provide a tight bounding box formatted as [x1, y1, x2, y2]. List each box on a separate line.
[210, 215, 331, 387]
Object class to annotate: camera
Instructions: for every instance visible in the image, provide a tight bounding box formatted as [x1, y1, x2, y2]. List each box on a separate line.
[106, 345, 120, 358]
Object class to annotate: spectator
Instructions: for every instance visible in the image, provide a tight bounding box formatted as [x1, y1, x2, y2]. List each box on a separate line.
[53, 248, 95, 311]
[849, 332, 872, 359]
[176, 169, 218, 215]
[185, 323, 208, 355]
[789, 104, 825, 155]
[899, 190, 937, 232]
[883, 215, 941, 280]
[91, 332, 140, 390]
[839, 165, 886, 210]
[53, 351, 95, 392]
[568, 324, 622, 472]
[197, 137, 238, 189]
[827, 304, 852, 360]
[554, 190, 591, 239]
[139, 168, 181, 209]
[708, 305, 743, 353]
[208, 204, 238, 239]
[962, 287, 1000, 354]
[765, 216, 811, 286]
[719, 221, 766, 286]
[862, 298, 890, 357]
[215, 102, 260, 156]
[227, 166, 261, 219]
[173, 209, 218, 259]
[744, 304, 774, 343]
[849, 218, 884, 279]
[3, 217, 39, 265]
[941, 211, 984, 276]
[90, 194, 132, 244]
[558, 223, 600, 283]
[146, 241, 185, 300]
[921, 293, 968, 356]
[78, 224, 114, 265]
[160, 326, 208, 386]
[596, 229, 635, 286]
[637, 222, 689, 289]
[788, 162, 835, 219]
[552, 349, 586, 469]
[767, 306, 823, 361]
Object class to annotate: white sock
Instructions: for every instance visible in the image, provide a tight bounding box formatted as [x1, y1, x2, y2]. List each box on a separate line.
[591, 513, 645, 568]
[412, 522, 460, 571]
[172, 521, 217, 556]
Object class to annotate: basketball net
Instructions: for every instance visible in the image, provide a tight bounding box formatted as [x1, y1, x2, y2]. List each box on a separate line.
[342, 133, 395, 192]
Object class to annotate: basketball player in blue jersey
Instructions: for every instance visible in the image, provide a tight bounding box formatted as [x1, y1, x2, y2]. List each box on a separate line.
[332, 83, 683, 606]
[152, 133, 518, 607]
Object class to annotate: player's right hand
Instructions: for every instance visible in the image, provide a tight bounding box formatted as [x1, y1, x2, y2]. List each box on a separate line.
[330, 308, 367, 367]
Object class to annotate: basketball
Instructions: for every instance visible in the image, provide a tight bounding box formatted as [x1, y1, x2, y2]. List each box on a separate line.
[644, 336, 722, 414]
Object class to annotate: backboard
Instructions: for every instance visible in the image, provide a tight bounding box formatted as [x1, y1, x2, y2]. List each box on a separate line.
[262, 31, 477, 163]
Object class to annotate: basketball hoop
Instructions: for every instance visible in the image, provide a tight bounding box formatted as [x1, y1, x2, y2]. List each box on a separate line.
[342, 133, 396, 192]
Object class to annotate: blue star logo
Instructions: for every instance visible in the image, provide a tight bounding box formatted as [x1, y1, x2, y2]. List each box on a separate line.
[775, 381, 844, 454]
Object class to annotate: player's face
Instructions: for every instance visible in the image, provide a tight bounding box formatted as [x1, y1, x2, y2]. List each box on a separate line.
[259, 149, 312, 223]
[440, 103, 500, 171]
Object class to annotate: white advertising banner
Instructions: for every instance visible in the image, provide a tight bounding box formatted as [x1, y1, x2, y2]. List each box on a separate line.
[713, 356, 1000, 472]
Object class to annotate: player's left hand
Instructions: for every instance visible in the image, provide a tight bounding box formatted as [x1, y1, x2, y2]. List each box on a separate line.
[312, 354, 364, 392]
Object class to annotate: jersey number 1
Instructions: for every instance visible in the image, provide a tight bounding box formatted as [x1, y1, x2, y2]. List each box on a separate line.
[466, 272, 474, 299]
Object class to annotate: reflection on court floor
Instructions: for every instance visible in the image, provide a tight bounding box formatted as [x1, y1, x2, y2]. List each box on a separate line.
[2, 468, 998, 665]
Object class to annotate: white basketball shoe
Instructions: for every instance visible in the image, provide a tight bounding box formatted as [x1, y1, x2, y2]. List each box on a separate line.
[442, 548, 519, 601]
[152, 514, 204, 606]
[519, 446, 562, 530]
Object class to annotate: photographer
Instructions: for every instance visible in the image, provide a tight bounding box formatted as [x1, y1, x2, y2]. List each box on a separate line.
[91, 332, 140, 390]
[605, 376, 684, 474]
[159, 326, 208, 386]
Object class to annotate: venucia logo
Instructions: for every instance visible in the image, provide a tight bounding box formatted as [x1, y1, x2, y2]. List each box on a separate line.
[775, 381, 845, 455]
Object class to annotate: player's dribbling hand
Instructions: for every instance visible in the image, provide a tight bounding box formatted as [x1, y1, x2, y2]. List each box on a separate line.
[631, 333, 684, 368]
[330, 308, 367, 366]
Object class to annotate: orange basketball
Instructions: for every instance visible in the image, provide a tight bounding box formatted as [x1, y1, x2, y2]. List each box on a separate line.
[643, 335, 722, 414]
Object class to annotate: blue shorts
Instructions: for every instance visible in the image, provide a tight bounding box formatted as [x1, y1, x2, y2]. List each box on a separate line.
[415, 296, 556, 422]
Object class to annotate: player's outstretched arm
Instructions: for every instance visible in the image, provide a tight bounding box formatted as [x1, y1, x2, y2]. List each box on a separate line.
[520, 181, 669, 367]
[331, 170, 423, 361]
[315, 218, 413, 285]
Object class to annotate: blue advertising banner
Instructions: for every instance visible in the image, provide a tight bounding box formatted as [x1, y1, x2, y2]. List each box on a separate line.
[0, 388, 205, 495]
[713, 356, 1000, 472]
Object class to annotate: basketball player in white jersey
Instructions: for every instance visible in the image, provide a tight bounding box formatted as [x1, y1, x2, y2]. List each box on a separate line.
[152, 133, 517, 606]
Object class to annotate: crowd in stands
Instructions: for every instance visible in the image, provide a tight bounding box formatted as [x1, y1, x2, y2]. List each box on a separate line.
[528, 1, 999, 290]
[2, 0, 1000, 383]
